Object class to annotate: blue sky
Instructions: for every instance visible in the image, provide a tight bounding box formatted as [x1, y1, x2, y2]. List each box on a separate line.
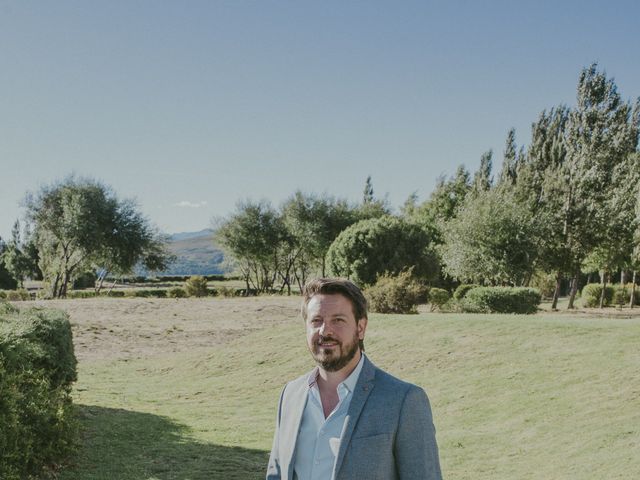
[1, 0, 639, 238]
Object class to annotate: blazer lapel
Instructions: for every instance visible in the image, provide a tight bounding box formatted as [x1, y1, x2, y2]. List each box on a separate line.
[281, 374, 310, 478]
[332, 356, 376, 477]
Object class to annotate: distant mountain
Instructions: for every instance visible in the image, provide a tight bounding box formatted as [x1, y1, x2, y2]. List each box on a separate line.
[168, 229, 215, 242]
[139, 229, 227, 276]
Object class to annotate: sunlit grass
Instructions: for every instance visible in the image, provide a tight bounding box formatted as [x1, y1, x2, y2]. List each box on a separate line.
[59, 300, 640, 479]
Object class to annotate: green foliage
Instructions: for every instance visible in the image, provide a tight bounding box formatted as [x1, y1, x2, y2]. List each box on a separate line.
[327, 215, 439, 286]
[185, 276, 209, 298]
[0, 238, 18, 290]
[25, 176, 172, 298]
[580, 283, 615, 308]
[441, 188, 541, 285]
[72, 270, 97, 289]
[5, 289, 31, 301]
[365, 271, 428, 314]
[613, 286, 630, 306]
[0, 306, 77, 478]
[167, 287, 187, 298]
[529, 271, 558, 299]
[125, 289, 169, 298]
[461, 287, 542, 314]
[429, 287, 450, 311]
[453, 284, 479, 301]
[217, 286, 239, 298]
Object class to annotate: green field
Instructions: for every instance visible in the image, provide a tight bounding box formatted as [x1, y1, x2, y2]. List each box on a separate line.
[52, 297, 640, 480]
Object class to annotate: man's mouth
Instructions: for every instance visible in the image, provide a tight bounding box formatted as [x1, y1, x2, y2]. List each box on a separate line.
[318, 339, 339, 348]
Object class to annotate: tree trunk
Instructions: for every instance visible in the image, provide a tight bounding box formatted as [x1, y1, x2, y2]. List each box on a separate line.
[567, 273, 578, 309]
[599, 271, 608, 309]
[551, 271, 562, 310]
[95, 270, 108, 293]
[630, 271, 637, 309]
[621, 270, 625, 285]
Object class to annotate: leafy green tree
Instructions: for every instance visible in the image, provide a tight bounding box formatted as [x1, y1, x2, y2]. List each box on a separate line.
[25, 177, 171, 298]
[441, 188, 541, 286]
[560, 64, 639, 307]
[216, 199, 287, 293]
[326, 215, 439, 286]
[471, 150, 493, 196]
[498, 128, 518, 186]
[357, 176, 390, 220]
[281, 192, 357, 287]
[0, 221, 33, 287]
[0, 237, 18, 290]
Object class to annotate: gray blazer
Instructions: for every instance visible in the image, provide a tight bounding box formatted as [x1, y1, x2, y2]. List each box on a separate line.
[266, 356, 442, 479]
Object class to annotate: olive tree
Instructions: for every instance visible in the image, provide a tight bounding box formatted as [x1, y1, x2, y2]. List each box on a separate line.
[25, 177, 171, 298]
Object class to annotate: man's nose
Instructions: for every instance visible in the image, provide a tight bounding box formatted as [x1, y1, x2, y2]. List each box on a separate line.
[319, 321, 331, 336]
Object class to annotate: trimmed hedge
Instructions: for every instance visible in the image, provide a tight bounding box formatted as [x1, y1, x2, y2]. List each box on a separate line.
[0, 302, 78, 479]
[462, 287, 542, 314]
[453, 284, 479, 301]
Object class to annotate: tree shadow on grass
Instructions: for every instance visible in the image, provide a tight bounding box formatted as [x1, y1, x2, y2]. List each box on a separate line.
[58, 404, 269, 480]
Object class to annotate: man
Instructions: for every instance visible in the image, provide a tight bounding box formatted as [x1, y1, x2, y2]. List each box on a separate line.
[266, 278, 442, 480]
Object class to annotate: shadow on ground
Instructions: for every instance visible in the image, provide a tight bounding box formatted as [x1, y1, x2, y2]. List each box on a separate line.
[58, 404, 269, 480]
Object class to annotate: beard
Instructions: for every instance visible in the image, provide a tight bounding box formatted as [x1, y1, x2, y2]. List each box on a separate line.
[310, 332, 360, 372]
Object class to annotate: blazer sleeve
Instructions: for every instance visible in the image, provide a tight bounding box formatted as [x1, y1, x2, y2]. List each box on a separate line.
[394, 386, 442, 480]
[266, 386, 286, 480]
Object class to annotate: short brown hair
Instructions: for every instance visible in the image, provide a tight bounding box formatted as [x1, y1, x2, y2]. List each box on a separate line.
[302, 278, 368, 351]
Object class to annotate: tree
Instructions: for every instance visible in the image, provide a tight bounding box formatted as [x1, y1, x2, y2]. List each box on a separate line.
[326, 216, 439, 286]
[358, 176, 390, 220]
[216, 199, 287, 293]
[0, 220, 33, 287]
[440, 188, 541, 286]
[281, 192, 357, 287]
[471, 150, 493, 196]
[25, 177, 171, 298]
[498, 128, 518, 186]
[560, 64, 639, 308]
[0, 237, 18, 290]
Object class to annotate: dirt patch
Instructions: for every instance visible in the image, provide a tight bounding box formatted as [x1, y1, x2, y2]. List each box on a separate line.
[33, 296, 302, 363]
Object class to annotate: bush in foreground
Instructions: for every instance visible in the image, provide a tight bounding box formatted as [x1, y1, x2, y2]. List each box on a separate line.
[461, 287, 541, 314]
[0, 302, 77, 479]
[365, 271, 428, 314]
[167, 287, 187, 298]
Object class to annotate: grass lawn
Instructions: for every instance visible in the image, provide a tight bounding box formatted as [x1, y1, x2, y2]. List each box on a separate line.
[46, 297, 640, 480]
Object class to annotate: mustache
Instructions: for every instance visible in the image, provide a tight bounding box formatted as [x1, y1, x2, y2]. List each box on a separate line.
[317, 335, 340, 345]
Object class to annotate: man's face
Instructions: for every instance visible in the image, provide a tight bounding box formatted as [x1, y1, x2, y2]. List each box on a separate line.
[305, 293, 367, 372]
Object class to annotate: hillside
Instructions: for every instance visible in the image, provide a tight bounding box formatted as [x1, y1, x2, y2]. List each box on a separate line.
[141, 229, 227, 276]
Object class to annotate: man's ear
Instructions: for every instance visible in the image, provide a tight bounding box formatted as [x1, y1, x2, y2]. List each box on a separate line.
[357, 316, 368, 340]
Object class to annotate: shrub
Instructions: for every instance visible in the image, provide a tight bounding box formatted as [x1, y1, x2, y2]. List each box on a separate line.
[365, 271, 428, 314]
[167, 287, 187, 298]
[529, 271, 558, 299]
[185, 275, 208, 297]
[5, 289, 30, 301]
[125, 289, 168, 298]
[581, 283, 615, 308]
[216, 286, 237, 298]
[429, 288, 451, 312]
[0, 290, 6, 299]
[462, 287, 541, 314]
[626, 285, 640, 306]
[67, 290, 98, 299]
[453, 284, 479, 301]
[613, 286, 630, 306]
[0, 306, 77, 479]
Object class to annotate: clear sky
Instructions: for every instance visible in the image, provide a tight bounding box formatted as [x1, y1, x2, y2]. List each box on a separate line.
[1, 0, 639, 238]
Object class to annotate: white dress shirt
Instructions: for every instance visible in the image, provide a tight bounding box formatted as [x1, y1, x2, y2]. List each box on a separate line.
[292, 354, 365, 480]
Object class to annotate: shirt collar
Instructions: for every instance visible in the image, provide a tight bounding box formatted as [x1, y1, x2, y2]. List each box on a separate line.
[307, 353, 366, 393]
